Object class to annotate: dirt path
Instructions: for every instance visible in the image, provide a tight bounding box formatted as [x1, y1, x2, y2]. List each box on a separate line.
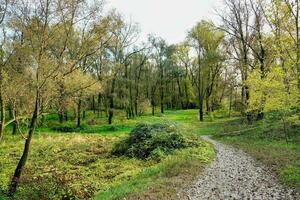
[181, 136, 297, 200]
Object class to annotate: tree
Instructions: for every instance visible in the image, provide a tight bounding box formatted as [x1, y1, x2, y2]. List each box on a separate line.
[8, 0, 104, 194]
[189, 20, 224, 121]
[105, 10, 141, 124]
[149, 36, 168, 114]
[173, 42, 195, 109]
[219, 0, 253, 114]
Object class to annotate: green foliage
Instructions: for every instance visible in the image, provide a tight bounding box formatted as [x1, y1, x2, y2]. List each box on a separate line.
[247, 67, 298, 118]
[113, 122, 198, 160]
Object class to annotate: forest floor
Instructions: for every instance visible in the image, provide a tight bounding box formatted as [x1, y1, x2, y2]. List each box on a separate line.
[0, 110, 217, 200]
[1, 109, 300, 199]
[182, 136, 299, 200]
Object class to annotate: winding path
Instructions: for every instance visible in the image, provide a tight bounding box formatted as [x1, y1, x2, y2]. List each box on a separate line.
[182, 136, 298, 200]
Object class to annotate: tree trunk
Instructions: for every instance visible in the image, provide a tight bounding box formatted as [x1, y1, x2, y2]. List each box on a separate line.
[92, 95, 95, 114]
[9, 95, 39, 195]
[134, 83, 139, 116]
[229, 86, 233, 118]
[206, 96, 210, 114]
[160, 99, 164, 114]
[160, 65, 164, 114]
[108, 78, 116, 124]
[65, 110, 68, 121]
[77, 99, 81, 128]
[97, 93, 101, 118]
[152, 104, 155, 116]
[58, 112, 64, 124]
[12, 101, 18, 135]
[199, 99, 204, 122]
[184, 65, 189, 109]
[83, 110, 86, 120]
[0, 90, 5, 141]
[176, 77, 184, 109]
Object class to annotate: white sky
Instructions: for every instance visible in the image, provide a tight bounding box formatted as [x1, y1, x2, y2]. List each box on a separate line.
[106, 0, 223, 44]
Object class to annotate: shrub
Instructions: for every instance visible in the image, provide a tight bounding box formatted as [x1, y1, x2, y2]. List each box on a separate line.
[51, 125, 78, 132]
[50, 124, 88, 133]
[112, 122, 197, 160]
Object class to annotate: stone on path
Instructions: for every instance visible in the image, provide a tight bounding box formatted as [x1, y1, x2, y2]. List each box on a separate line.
[181, 136, 298, 200]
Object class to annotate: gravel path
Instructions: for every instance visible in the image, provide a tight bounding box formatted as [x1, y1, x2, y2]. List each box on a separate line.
[182, 136, 298, 200]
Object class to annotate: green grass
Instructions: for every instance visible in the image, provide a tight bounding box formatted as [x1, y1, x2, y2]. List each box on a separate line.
[0, 109, 215, 200]
[95, 145, 214, 200]
[4, 109, 300, 198]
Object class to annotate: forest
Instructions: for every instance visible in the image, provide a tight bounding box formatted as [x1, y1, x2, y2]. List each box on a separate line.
[0, 0, 300, 199]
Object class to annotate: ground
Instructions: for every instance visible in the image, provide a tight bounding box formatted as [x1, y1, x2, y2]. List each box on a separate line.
[214, 117, 300, 192]
[0, 110, 215, 200]
[1, 109, 300, 199]
[183, 136, 297, 199]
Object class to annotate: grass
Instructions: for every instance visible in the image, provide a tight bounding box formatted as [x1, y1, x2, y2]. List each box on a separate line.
[0, 109, 215, 200]
[95, 144, 214, 200]
[4, 108, 299, 199]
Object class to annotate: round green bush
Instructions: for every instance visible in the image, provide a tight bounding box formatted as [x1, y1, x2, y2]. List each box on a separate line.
[112, 122, 197, 160]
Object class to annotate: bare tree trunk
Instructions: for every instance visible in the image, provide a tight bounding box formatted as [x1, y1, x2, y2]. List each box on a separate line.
[12, 100, 18, 135]
[108, 78, 116, 124]
[65, 110, 68, 122]
[9, 95, 39, 195]
[160, 65, 164, 114]
[229, 86, 233, 118]
[0, 89, 5, 141]
[77, 99, 81, 128]
[92, 95, 95, 114]
[199, 98, 204, 122]
[206, 96, 210, 114]
[97, 93, 101, 118]
[83, 110, 86, 120]
[184, 65, 189, 109]
[176, 77, 184, 109]
[152, 104, 155, 116]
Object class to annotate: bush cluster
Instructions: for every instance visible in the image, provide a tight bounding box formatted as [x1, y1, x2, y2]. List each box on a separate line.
[50, 125, 85, 132]
[112, 122, 197, 160]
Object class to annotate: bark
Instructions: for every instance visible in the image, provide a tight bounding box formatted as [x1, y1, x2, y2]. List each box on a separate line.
[9, 95, 39, 195]
[160, 65, 164, 114]
[65, 111, 68, 121]
[77, 99, 81, 128]
[108, 78, 116, 124]
[83, 110, 86, 120]
[0, 89, 5, 141]
[58, 81, 66, 124]
[12, 101, 18, 135]
[128, 71, 134, 119]
[229, 86, 233, 118]
[184, 65, 190, 109]
[199, 98, 204, 122]
[176, 77, 184, 109]
[97, 93, 102, 118]
[152, 103, 155, 116]
[206, 96, 210, 113]
[92, 95, 95, 114]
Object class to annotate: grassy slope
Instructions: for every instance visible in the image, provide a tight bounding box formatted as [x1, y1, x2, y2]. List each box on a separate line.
[0, 109, 215, 200]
